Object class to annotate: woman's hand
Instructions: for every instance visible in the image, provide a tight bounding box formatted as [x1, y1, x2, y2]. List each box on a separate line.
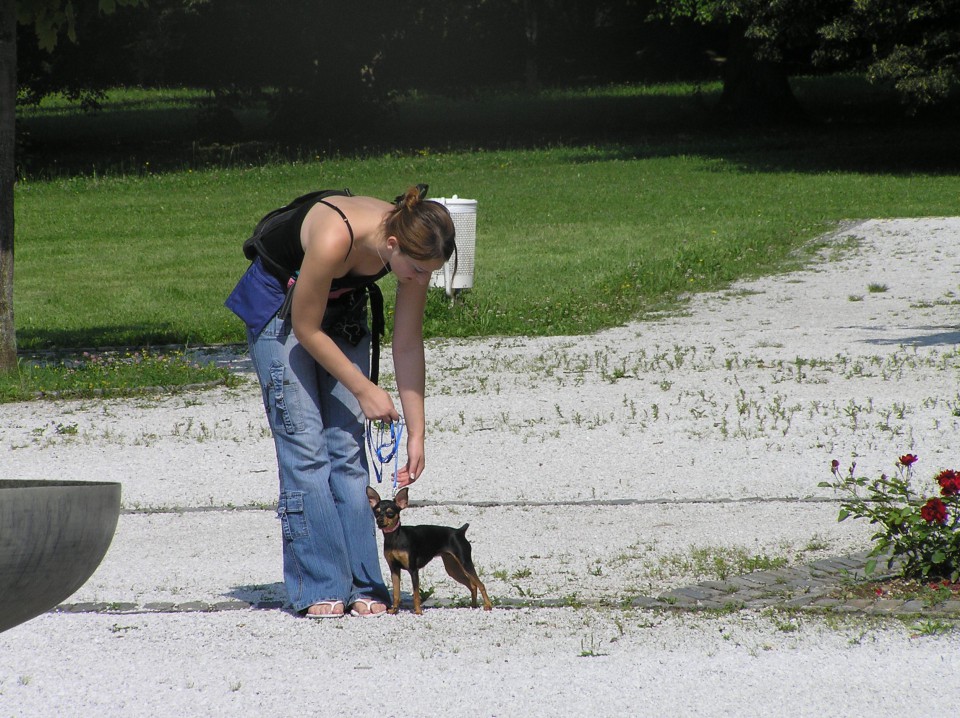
[394, 466, 413, 487]
[400, 435, 425, 486]
[357, 383, 400, 423]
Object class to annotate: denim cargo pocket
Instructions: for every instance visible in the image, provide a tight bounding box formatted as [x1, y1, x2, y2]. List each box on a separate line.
[269, 361, 305, 434]
[277, 491, 308, 540]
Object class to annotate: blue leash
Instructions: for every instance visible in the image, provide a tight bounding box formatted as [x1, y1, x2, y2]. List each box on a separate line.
[366, 417, 405, 490]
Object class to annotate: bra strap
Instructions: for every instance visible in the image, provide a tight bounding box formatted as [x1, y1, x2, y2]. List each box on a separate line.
[316, 199, 355, 257]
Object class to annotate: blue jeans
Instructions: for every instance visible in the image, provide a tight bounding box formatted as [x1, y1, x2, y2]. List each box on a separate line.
[248, 315, 389, 612]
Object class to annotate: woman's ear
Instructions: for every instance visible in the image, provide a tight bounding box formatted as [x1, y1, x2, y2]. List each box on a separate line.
[385, 235, 400, 252]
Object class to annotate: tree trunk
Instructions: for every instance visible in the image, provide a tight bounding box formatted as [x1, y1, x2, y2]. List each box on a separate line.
[0, 0, 17, 372]
[718, 21, 803, 124]
[523, 0, 540, 91]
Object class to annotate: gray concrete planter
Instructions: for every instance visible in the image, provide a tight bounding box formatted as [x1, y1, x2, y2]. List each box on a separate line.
[0, 480, 121, 633]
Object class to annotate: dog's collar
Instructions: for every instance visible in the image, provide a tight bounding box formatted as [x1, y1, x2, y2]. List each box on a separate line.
[381, 520, 400, 534]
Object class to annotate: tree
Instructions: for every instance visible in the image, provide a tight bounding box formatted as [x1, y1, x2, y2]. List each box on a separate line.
[119, 0, 410, 139]
[0, 0, 142, 372]
[1, 3, 18, 372]
[656, 0, 960, 119]
[815, 0, 960, 110]
[654, 1, 843, 121]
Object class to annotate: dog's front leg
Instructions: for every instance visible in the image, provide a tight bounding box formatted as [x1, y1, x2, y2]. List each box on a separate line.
[409, 567, 423, 615]
[389, 567, 403, 614]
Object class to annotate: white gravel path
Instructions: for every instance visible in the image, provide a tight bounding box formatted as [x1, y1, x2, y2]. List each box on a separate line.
[2, 218, 960, 717]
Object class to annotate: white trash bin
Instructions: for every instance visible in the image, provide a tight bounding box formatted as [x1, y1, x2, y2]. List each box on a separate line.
[429, 195, 476, 296]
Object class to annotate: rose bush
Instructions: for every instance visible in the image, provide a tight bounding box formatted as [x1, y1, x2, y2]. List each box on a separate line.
[820, 454, 960, 582]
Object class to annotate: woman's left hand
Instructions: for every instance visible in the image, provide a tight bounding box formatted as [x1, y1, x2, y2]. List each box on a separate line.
[399, 441, 425, 487]
[395, 467, 413, 488]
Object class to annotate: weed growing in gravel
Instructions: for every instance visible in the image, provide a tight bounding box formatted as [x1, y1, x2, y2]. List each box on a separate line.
[647, 546, 788, 582]
[109, 623, 139, 634]
[425, 341, 960, 450]
[765, 610, 802, 633]
[578, 634, 609, 657]
[803, 534, 831, 552]
[560, 594, 584, 609]
[907, 618, 958, 637]
[429, 340, 960, 398]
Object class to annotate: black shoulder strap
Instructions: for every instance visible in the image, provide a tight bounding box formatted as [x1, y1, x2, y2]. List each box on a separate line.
[259, 188, 352, 233]
[315, 198, 355, 257]
[242, 188, 353, 279]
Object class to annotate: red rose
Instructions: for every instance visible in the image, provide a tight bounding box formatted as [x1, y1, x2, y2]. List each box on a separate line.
[936, 469, 960, 497]
[898, 454, 918, 467]
[920, 498, 948, 524]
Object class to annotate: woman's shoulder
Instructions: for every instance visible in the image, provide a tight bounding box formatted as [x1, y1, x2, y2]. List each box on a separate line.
[300, 202, 355, 260]
[305, 194, 391, 227]
[338, 194, 394, 213]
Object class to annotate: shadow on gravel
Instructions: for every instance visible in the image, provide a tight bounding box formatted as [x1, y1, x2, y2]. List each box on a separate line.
[864, 327, 960, 347]
[226, 583, 286, 606]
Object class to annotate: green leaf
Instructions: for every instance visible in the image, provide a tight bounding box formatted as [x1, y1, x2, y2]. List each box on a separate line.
[838, 509, 850, 522]
[864, 559, 877, 575]
[932, 551, 946, 564]
[35, 20, 59, 52]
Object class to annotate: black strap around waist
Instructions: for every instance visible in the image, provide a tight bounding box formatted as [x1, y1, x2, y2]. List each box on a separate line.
[368, 283, 385, 386]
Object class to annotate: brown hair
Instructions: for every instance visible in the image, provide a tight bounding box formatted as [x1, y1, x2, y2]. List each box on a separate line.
[385, 185, 457, 263]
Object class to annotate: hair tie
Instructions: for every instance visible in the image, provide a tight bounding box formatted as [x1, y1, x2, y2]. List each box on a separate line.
[394, 184, 430, 208]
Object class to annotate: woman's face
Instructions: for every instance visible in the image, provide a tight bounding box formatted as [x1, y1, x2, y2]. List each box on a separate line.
[392, 251, 446, 285]
[387, 238, 446, 285]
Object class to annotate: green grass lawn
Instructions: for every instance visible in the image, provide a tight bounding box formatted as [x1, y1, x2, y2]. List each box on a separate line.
[12, 78, 960, 352]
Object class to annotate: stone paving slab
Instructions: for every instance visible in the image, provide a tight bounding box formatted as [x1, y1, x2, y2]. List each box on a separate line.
[52, 549, 960, 620]
[641, 550, 960, 618]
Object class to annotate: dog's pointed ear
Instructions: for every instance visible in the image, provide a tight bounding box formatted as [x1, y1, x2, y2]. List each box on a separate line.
[395, 487, 410, 509]
[366, 486, 381, 508]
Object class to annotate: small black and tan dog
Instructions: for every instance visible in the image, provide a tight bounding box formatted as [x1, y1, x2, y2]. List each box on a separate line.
[366, 486, 493, 614]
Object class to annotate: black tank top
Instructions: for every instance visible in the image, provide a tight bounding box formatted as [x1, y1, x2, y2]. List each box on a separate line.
[257, 196, 390, 291]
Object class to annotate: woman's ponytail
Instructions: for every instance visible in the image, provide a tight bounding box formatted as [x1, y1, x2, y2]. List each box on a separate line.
[394, 183, 430, 210]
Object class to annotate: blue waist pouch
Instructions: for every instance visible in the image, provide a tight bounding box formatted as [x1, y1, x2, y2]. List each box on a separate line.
[225, 258, 286, 338]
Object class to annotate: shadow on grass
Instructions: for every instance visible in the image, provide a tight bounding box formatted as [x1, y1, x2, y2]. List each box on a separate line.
[15, 325, 208, 352]
[16, 78, 960, 179]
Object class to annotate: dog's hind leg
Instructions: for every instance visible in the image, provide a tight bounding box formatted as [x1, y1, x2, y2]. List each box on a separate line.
[441, 553, 492, 610]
